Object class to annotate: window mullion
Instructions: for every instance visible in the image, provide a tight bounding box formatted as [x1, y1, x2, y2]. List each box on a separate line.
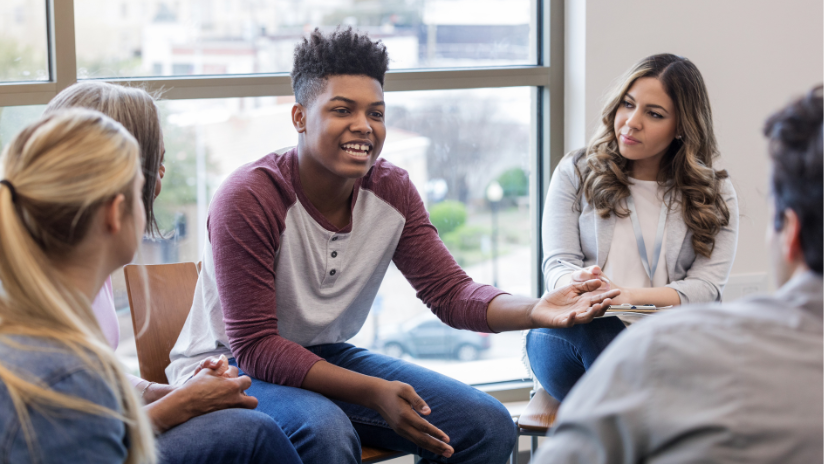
[50, 0, 78, 95]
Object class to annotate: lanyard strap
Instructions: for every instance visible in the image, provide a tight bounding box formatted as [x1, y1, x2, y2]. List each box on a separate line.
[626, 193, 669, 285]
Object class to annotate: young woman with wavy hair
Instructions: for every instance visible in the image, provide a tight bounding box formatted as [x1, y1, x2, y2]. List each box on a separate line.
[0, 109, 155, 463]
[43, 81, 301, 464]
[526, 54, 739, 401]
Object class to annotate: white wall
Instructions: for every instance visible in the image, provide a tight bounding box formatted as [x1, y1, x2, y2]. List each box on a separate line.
[565, 0, 823, 291]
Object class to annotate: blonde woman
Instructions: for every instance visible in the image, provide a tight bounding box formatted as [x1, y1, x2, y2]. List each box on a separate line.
[0, 110, 155, 463]
[44, 82, 301, 464]
[527, 54, 739, 401]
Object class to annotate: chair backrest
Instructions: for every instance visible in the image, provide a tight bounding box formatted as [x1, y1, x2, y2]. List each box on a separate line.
[124, 262, 199, 383]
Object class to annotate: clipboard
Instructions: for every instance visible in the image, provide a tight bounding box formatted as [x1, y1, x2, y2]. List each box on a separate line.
[598, 304, 673, 318]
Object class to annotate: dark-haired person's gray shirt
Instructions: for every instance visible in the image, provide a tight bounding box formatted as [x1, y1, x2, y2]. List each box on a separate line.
[533, 271, 823, 464]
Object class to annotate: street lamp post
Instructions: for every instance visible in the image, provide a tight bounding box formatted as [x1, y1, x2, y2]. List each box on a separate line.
[486, 181, 504, 288]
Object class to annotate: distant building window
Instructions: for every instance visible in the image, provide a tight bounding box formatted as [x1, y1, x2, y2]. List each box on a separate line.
[14, 6, 25, 24]
[152, 63, 163, 75]
[202, 64, 227, 75]
[172, 63, 194, 75]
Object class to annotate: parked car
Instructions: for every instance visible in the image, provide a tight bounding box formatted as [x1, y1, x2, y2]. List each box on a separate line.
[377, 314, 491, 361]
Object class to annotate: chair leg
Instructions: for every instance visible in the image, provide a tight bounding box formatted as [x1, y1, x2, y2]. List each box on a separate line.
[511, 425, 522, 464]
[531, 435, 539, 458]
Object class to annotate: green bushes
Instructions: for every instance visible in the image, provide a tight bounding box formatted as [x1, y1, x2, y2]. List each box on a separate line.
[428, 200, 467, 236]
[497, 167, 528, 198]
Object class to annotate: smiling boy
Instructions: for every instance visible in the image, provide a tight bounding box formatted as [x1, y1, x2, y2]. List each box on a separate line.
[168, 28, 617, 464]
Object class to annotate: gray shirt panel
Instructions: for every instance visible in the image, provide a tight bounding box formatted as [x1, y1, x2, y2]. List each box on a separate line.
[276, 189, 404, 347]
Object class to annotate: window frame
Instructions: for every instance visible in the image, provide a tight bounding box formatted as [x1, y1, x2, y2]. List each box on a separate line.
[0, 0, 565, 394]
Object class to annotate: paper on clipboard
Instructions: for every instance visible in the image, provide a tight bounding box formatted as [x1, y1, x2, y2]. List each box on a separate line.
[597, 304, 673, 319]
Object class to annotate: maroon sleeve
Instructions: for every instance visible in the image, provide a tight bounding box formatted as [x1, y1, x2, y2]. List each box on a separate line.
[390, 172, 508, 333]
[209, 158, 322, 387]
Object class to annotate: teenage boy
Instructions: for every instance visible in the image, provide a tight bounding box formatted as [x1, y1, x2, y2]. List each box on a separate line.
[168, 28, 618, 464]
[534, 85, 824, 463]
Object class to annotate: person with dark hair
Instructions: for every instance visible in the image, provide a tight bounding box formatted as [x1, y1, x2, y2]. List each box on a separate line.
[533, 85, 823, 464]
[167, 28, 618, 464]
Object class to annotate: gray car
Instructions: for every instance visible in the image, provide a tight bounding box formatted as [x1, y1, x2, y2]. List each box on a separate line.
[377, 314, 491, 361]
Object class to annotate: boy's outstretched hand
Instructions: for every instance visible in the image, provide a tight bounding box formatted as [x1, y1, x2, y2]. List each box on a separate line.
[529, 280, 620, 328]
[486, 280, 621, 332]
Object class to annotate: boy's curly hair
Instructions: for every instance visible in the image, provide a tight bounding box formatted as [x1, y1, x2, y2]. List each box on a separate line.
[291, 27, 389, 106]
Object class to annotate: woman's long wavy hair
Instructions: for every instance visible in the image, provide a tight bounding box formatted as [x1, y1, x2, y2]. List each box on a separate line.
[0, 110, 155, 463]
[575, 53, 730, 258]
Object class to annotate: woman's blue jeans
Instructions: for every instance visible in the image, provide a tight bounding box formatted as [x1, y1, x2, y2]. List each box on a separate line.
[231, 343, 517, 464]
[156, 408, 301, 464]
[525, 317, 625, 401]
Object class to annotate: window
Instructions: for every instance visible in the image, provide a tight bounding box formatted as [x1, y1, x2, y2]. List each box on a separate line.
[0, 1, 49, 82]
[0, 0, 563, 389]
[74, 0, 537, 79]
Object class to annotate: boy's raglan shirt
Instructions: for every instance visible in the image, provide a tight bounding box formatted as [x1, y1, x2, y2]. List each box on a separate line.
[166, 148, 506, 387]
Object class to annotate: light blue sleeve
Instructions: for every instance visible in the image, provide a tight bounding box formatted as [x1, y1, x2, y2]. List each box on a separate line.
[5, 367, 129, 464]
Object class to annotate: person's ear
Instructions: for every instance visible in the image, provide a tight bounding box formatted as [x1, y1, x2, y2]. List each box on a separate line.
[779, 209, 804, 264]
[104, 193, 127, 234]
[292, 103, 307, 133]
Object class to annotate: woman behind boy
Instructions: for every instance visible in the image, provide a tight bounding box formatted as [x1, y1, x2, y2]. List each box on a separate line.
[43, 81, 301, 464]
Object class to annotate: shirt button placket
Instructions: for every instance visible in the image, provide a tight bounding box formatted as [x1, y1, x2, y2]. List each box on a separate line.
[325, 235, 341, 285]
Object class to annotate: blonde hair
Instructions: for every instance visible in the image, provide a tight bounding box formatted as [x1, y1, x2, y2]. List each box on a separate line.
[46, 81, 163, 235]
[0, 109, 155, 463]
[575, 54, 730, 258]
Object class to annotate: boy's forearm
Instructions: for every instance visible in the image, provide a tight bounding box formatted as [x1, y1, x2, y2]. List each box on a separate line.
[301, 360, 387, 410]
[485, 294, 540, 332]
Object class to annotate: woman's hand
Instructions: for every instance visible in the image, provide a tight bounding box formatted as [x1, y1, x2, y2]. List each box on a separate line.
[145, 366, 258, 433]
[191, 354, 231, 378]
[529, 280, 620, 328]
[569, 265, 612, 290]
[368, 380, 454, 458]
[179, 366, 258, 416]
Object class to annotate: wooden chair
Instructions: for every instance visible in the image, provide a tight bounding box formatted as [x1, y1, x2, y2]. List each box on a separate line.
[123, 262, 403, 463]
[124, 262, 199, 383]
[510, 388, 560, 463]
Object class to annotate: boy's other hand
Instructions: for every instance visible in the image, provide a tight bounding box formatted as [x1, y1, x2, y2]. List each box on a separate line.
[370, 380, 454, 458]
[529, 280, 620, 328]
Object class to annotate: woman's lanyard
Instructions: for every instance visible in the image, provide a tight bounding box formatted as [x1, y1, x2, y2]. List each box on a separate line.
[626, 193, 669, 286]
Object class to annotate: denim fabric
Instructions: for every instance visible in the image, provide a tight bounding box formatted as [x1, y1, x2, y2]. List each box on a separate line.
[157, 409, 301, 464]
[0, 336, 301, 464]
[231, 343, 517, 464]
[525, 317, 625, 401]
[0, 336, 128, 464]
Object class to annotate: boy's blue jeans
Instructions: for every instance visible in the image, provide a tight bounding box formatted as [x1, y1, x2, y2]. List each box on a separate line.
[525, 317, 625, 401]
[231, 343, 517, 464]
